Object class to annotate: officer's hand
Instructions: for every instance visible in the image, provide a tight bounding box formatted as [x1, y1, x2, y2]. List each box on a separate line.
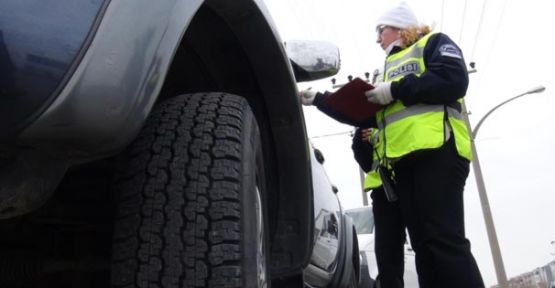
[365, 82, 393, 105]
[361, 128, 372, 141]
[299, 88, 317, 105]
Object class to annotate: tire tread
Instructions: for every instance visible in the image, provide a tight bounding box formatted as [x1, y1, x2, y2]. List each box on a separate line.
[112, 93, 251, 288]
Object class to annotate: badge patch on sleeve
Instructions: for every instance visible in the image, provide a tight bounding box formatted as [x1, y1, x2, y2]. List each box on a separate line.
[439, 44, 462, 59]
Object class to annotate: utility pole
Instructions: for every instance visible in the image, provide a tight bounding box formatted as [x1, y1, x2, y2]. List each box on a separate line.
[462, 101, 509, 288]
[359, 168, 368, 206]
[463, 85, 546, 288]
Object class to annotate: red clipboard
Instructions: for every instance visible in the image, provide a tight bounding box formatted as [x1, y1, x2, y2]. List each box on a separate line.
[323, 78, 383, 124]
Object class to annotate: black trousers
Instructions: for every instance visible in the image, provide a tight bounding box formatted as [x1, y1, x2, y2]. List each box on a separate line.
[371, 186, 406, 288]
[392, 137, 485, 288]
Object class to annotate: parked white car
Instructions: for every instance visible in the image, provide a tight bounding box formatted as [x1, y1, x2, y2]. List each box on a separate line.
[346, 206, 419, 287]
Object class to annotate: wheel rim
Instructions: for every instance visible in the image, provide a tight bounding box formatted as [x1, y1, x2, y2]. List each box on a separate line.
[255, 186, 267, 288]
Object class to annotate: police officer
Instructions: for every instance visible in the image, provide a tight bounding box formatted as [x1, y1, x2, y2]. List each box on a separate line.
[352, 127, 407, 288]
[365, 2, 485, 287]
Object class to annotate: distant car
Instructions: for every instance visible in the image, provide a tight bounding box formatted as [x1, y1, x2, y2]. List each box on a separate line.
[346, 206, 419, 287]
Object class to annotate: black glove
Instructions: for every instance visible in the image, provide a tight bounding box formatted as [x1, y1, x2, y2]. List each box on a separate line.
[351, 128, 374, 173]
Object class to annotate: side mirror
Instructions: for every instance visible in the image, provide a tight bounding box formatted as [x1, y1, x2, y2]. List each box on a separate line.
[331, 185, 338, 194]
[313, 148, 325, 164]
[285, 40, 340, 82]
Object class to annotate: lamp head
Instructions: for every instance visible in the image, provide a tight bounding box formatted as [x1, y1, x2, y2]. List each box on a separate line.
[527, 86, 546, 94]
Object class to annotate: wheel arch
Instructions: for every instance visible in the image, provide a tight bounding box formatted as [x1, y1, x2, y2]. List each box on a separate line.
[158, 0, 314, 278]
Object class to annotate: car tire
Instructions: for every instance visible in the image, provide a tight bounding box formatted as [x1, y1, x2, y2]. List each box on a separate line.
[347, 267, 359, 288]
[111, 93, 269, 288]
[359, 265, 375, 288]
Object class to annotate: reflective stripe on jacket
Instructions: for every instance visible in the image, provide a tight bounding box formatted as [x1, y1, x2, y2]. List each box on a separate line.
[376, 33, 472, 161]
[364, 171, 381, 191]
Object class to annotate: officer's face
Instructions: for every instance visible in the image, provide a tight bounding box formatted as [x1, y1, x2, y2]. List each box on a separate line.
[376, 25, 400, 51]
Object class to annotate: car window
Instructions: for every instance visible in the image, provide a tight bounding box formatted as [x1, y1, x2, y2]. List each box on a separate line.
[346, 208, 374, 234]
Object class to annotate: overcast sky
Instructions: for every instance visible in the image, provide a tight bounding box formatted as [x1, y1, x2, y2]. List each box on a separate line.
[263, 0, 555, 286]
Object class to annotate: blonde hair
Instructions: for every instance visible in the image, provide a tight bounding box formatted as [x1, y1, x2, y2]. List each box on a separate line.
[399, 25, 432, 48]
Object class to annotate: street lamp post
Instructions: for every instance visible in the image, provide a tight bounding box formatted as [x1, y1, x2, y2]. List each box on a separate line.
[462, 86, 546, 288]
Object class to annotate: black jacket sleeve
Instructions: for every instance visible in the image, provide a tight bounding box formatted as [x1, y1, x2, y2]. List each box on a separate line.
[351, 128, 374, 173]
[390, 33, 469, 106]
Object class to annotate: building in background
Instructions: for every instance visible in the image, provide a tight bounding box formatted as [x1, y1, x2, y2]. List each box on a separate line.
[490, 260, 555, 288]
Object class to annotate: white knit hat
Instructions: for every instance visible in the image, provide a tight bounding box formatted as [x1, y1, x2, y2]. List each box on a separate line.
[376, 2, 419, 30]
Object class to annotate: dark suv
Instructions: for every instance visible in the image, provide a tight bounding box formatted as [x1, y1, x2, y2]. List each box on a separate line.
[0, 0, 361, 287]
